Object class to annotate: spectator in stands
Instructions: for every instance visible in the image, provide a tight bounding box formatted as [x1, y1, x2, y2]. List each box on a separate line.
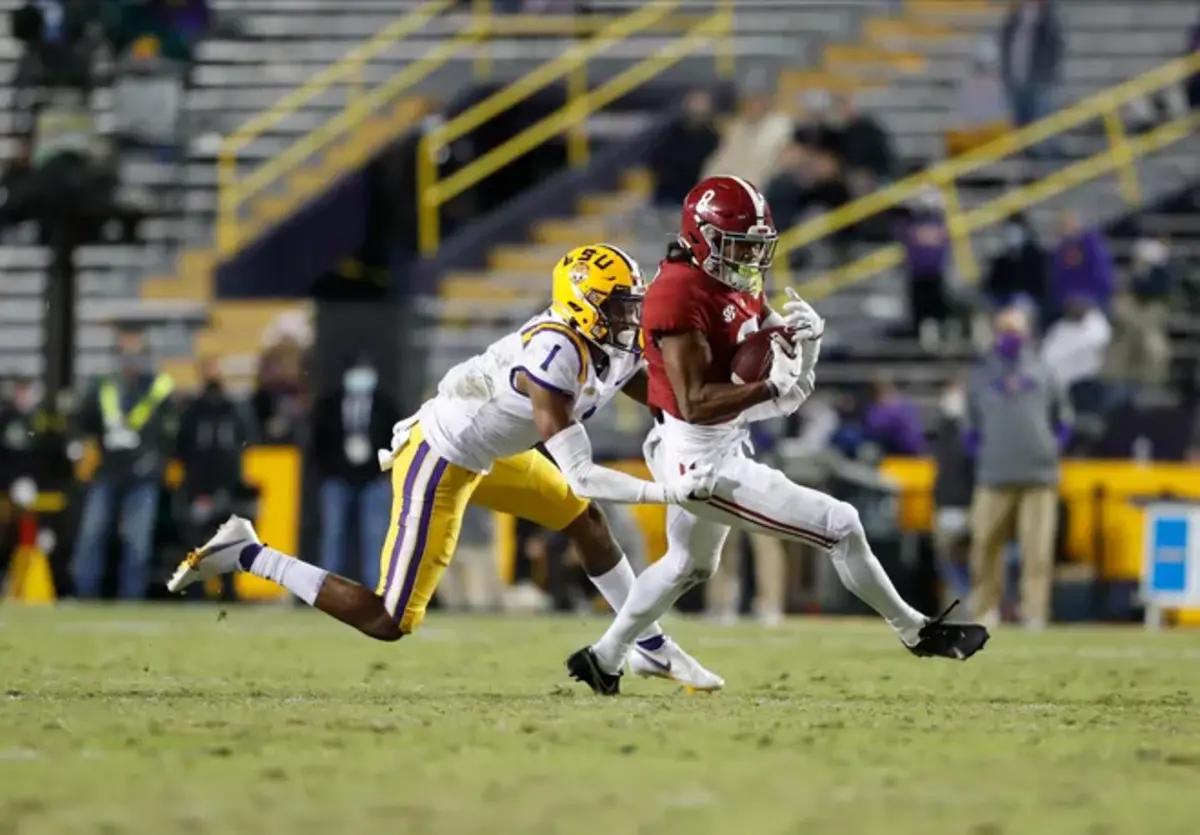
[863, 379, 927, 456]
[765, 143, 850, 239]
[312, 357, 399, 588]
[71, 327, 177, 599]
[1049, 211, 1115, 316]
[703, 89, 793, 191]
[104, 0, 210, 65]
[650, 89, 720, 209]
[984, 213, 1047, 312]
[899, 187, 951, 348]
[176, 358, 257, 565]
[946, 38, 1011, 157]
[999, 0, 1065, 141]
[966, 306, 1069, 629]
[826, 92, 895, 195]
[931, 379, 974, 605]
[10, 0, 101, 94]
[790, 89, 839, 153]
[1102, 237, 1174, 396]
[252, 338, 307, 445]
[1040, 295, 1112, 413]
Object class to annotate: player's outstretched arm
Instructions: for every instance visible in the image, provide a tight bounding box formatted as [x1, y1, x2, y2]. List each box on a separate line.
[659, 330, 777, 425]
[523, 373, 712, 504]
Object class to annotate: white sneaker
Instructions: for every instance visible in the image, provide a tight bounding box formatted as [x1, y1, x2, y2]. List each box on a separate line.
[627, 637, 725, 692]
[166, 515, 261, 593]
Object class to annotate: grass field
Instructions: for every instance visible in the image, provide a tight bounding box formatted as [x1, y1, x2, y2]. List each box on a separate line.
[2, 605, 1199, 835]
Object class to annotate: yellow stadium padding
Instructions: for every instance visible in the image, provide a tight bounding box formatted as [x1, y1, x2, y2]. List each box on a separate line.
[879, 456, 1200, 583]
[236, 446, 303, 600]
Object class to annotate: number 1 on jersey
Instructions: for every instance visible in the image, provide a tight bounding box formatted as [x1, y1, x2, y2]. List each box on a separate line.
[540, 344, 562, 372]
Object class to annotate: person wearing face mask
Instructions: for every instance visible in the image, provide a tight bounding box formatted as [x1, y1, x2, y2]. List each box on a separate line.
[71, 327, 177, 598]
[930, 380, 975, 607]
[311, 356, 401, 588]
[965, 307, 1070, 629]
[984, 213, 1047, 313]
[175, 358, 257, 589]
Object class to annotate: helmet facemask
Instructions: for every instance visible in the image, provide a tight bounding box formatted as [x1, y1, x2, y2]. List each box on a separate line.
[700, 222, 777, 294]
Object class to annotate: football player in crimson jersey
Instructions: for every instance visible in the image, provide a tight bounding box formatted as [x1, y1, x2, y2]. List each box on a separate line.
[567, 176, 988, 694]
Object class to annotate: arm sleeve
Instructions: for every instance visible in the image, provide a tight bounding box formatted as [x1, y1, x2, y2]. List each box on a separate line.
[543, 423, 669, 504]
[516, 331, 584, 398]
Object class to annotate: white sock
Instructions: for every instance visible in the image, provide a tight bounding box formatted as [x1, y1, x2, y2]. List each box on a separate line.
[829, 529, 926, 645]
[245, 546, 328, 606]
[591, 550, 696, 674]
[587, 557, 663, 643]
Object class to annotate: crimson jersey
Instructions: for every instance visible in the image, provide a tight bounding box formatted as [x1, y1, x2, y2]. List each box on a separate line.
[642, 257, 766, 421]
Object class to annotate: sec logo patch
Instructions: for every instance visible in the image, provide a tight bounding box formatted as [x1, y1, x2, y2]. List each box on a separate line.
[722, 304, 736, 323]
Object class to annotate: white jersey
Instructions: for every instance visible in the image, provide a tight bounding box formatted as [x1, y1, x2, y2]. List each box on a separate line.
[419, 310, 644, 473]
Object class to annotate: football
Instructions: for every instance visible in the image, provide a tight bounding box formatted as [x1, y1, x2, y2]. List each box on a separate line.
[730, 326, 791, 384]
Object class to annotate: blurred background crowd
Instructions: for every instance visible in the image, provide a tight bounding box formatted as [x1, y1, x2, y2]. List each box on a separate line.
[2, 0, 1200, 626]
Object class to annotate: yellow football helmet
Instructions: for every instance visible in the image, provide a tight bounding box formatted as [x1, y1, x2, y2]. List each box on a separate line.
[550, 243, 645, 353]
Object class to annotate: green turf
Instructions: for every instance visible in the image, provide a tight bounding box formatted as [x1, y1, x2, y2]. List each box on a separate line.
[1, 605, 1198, 835]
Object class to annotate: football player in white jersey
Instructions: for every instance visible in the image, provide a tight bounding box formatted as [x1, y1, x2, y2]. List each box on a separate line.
[167, 244, 725, 690]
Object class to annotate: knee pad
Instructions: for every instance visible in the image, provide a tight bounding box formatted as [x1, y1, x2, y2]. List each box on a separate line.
[827, 500, 864, 542]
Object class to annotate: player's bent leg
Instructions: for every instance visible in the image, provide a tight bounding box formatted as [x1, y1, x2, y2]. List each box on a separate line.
[169, 425, 482, 644]
[686, 456, 987, 660]
[473, 450, 726, 693]
[572, 506, 730, 695]
[167, 514, 403, 641]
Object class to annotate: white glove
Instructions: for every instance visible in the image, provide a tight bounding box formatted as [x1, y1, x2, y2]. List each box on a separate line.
[781, 287, 825, 343]
[799, 331, 822, 379]
[767, 335, 803, 398]
[663, 463, 718, 504]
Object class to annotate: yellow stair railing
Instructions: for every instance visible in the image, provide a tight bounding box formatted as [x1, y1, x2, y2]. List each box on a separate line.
[775, 53, 1200, 302]
[417, 0, 735, 255]
[217, 0, 462, 258]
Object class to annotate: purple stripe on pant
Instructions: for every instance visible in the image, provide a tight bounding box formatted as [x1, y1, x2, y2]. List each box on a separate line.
[381, 441, 429, 600]
[393, 456, 450, 623]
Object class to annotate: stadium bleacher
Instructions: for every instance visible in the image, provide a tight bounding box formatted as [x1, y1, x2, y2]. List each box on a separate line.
[0, 0, 1197, 401]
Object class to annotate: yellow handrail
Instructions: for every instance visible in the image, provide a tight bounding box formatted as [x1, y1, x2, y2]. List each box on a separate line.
[418, 0, 735, 255]
[775, 53, 1200, 300]
[216, 0, 463, 255]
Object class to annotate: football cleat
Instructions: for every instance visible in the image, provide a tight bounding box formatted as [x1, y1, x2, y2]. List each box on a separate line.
[628, 636, 725, 692]
[166, 515, 260, 593]
[906, 600, 990, 660]
[565, 646, 622, 696]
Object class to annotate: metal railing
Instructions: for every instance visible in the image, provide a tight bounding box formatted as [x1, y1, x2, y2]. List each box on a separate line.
[217, 0, 461, 257]
[417, 0, 735, 255]
[217, 0, 736, 261]
[775, 53, 1200, 302]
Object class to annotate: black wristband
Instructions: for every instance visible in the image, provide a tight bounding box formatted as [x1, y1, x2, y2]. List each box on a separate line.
[765, 380, 779, 400]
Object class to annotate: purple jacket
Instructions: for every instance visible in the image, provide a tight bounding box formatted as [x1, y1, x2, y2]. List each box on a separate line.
[1050, 229, 1114, 311]
[899, 212, 950, 277]
[865, 398, 927, 455]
